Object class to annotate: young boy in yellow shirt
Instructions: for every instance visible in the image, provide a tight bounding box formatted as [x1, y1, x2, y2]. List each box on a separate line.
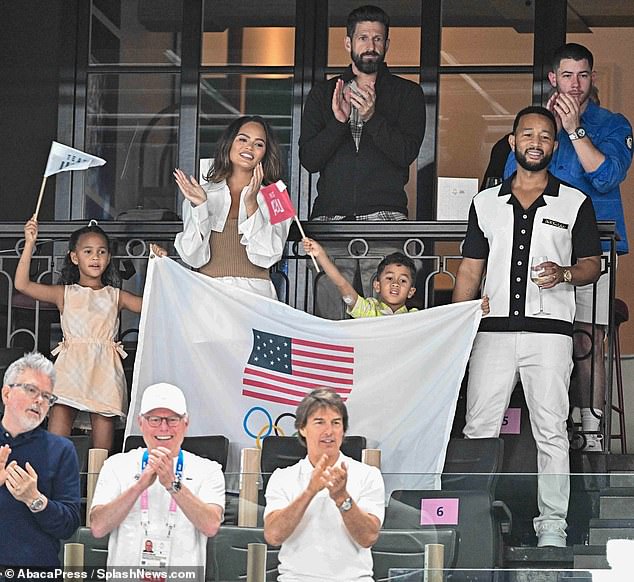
[304, 237, 489, 318]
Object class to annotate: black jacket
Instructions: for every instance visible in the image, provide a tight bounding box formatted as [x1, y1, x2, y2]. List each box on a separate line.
[299, 63, 426, 218]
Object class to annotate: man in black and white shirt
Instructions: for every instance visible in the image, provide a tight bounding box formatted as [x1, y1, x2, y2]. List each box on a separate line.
[453, 106, 601, 548]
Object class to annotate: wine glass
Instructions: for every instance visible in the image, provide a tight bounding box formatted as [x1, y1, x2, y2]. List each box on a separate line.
[530, 256, 550, 315]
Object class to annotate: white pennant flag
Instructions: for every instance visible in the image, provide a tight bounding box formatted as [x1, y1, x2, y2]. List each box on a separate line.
[43, 141, 106, 177]
[127, 257, 482, 492]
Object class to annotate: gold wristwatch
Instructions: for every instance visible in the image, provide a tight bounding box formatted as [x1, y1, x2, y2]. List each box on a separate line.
[563, 268, 572, 283]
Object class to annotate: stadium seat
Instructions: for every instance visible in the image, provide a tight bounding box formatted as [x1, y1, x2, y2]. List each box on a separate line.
[210, 525, 279, 581]
[124, 434, 229, 472]
[384, 437, 510, 580]
[372, 529, 457, 581]
[67, 434, 91, 521]
[63, 527, 109, 568]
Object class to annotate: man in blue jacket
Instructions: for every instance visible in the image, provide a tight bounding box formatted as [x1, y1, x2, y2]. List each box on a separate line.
[505, 43, 633, 451]
[0, 352, 80, 569]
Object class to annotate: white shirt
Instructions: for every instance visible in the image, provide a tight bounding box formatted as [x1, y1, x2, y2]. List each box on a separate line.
[264, 453, 385, 582]
[91, 448, 225, 569]
[174, 179, 291, 269]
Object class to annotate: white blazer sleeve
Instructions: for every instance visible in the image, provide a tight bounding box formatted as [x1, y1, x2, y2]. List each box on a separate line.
[237, 192, 291, 268]
[174, 199, 213, 268]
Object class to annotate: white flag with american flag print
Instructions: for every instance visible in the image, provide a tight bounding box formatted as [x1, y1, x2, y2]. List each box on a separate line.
[242, 330, 354, 406]
[126, 256, 482, 490]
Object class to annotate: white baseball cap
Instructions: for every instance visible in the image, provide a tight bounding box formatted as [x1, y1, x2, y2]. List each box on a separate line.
[139, 383, 188, 416]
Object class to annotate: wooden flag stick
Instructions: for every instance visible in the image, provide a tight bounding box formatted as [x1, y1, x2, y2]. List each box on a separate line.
[293, 216, 320, 272]
[33, 176, 47, 220]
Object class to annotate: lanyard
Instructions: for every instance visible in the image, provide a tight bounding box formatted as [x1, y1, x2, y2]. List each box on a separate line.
[139, 449, 184, 534]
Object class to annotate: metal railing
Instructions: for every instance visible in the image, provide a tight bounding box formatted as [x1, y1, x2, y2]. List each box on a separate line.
[0, 219, 618, 449]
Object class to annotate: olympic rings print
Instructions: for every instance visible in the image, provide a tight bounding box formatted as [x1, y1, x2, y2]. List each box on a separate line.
[243, 406, 273, 439]
[243, 407, 298, 448]
[273, 413, 296, 436]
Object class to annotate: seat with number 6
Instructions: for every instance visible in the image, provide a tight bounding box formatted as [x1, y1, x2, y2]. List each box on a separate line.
[384, 438, 511, 581]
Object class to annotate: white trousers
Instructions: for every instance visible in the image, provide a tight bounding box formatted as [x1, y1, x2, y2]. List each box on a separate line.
[575, 253, 613, 326]
[463, 331, 573, 533]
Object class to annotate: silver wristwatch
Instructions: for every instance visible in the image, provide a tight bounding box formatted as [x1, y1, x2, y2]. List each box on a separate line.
[568, 126, 587, 141]
[29, 495, 46, 513]
[166, 479, 182, 494]
[339, 497, 353, 512]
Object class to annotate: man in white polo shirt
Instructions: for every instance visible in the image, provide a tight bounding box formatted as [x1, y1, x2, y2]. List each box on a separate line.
[90, 383, 225, 574]
[264, 388, 384, 581]
[453, 106, 602, 548]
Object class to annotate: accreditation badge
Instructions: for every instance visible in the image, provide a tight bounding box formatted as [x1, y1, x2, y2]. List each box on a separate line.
[139, 535, 171, 578]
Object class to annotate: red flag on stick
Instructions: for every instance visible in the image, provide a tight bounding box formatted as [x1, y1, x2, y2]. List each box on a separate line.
[259, 181, 319, 272]
[260, 181, 296, 224]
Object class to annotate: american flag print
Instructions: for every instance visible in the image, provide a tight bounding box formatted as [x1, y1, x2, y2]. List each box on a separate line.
[242, 329, 355, 406]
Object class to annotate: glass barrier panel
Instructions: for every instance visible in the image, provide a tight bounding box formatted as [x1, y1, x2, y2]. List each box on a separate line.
[84, 72, 181, 219]
[90, 0, 182, 66]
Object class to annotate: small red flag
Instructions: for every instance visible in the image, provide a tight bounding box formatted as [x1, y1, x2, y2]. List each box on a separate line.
[260, 180, 296, 225]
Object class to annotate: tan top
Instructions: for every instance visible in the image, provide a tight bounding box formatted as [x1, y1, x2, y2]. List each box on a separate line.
[199, 218, 270, 280]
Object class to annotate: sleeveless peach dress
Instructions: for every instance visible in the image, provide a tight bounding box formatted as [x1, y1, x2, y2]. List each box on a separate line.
[52, 284, 127, 421]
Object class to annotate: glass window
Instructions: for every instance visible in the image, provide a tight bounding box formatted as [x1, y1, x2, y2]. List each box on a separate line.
[84, 73, 180, 218]
[90, 0, 182, 65]
[198, 73, 293, 170]
[201, 1, 295, 66]
[437, 74, 533, 183]
[328, 1, 420, 68]
[441, 1, 533, 66]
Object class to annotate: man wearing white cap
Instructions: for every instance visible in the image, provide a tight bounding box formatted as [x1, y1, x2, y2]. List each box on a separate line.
[90, 383, 225, 572]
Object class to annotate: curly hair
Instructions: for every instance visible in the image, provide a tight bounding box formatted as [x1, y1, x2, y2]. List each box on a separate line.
[59, 223, 120, 287]
[205, 116, 284, 185]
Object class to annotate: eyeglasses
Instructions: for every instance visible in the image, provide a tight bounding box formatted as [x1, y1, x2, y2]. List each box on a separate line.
[143, 415, 184, 427]
[9, 383, 58, 406]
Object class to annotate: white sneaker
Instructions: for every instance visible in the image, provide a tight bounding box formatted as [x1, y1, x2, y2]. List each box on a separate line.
[537, 531, 567, 547]
[536, 523, 567, 548]
[582, 434, 603, 452]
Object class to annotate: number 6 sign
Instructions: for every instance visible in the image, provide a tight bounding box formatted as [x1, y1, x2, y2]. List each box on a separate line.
[420, 498, 460, 525]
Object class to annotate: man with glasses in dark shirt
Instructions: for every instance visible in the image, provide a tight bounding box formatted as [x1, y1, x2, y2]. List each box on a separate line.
[0, 351, 80, 569]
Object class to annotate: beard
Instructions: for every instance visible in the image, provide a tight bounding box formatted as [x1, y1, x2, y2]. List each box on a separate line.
[351, 49, 385, 74]
[15, 411, 44, 433]
[515, 148, 553, 172]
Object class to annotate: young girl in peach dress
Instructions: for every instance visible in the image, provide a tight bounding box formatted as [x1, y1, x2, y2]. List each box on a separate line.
[15, 219, 146, 451]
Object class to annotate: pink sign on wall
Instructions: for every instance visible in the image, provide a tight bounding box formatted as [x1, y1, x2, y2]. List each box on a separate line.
[420, 498, 460, 526]
[500, 407, 521, 435]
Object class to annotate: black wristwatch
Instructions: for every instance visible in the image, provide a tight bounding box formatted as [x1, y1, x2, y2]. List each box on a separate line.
[568, 126, 587, 141]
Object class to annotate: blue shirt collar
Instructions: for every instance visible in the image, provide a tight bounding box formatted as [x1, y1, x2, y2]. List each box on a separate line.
[0, 419, 43, 442]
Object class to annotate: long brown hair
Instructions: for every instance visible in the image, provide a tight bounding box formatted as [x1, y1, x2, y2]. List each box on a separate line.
[206, 115, 284, 185]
